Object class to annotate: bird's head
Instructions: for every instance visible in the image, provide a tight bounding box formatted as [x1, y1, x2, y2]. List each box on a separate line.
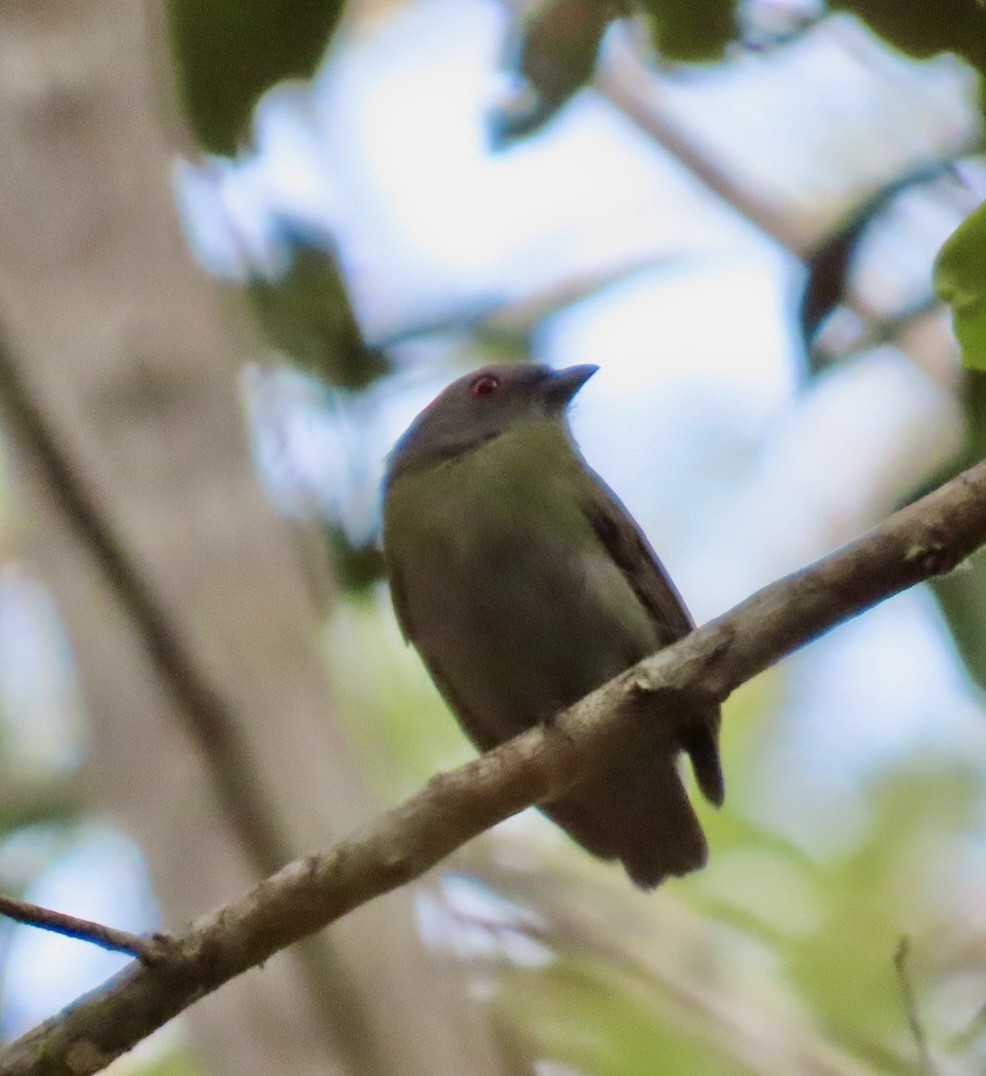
[386, 363, 598, 480]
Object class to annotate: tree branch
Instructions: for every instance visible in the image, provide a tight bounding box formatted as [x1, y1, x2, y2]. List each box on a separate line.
[0, 896, 165, 962]
[4, 457, 986, 1076]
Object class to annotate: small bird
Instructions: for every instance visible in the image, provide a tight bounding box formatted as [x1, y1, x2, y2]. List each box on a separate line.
[382, 363, 723, 888]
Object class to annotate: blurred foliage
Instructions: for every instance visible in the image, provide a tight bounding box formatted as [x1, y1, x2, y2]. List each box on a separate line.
[325, 593, 474, 793]
[120, 1050, 203, 1076]
[489, 0, 738, 147]
[491, 0, 986, 152]
[247, 236, 391, 391]
[901, 372, 986, 688]
[933, 548, 986, 691]
[506, 958, 750, 1076]
[168, 3, 389, 392]
[803, 162, 956, 369]
[324, 591, 986, 1072]
[489, 0, 613, 148]
[322, 528, 386, 591]
[640, 0, 736, 63]
[505, 762, 986, 1074]
[831, 1, 986, 89]
[0, 777, 80, 833]
[168, 0, 347, 153]
[787, 762, 982, 1069]
[936, 205, 986, 373]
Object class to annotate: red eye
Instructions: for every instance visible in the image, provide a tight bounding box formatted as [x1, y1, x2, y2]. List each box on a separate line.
[470, 373, 501, 398]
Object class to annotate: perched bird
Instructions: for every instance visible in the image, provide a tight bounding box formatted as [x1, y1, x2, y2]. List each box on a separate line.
[382, 363, 723, 888]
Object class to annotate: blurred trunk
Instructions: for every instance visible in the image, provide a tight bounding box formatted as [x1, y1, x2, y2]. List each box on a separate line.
[0, 2, 506, 1075]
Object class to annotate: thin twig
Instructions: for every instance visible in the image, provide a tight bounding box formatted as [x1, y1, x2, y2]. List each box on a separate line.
[0, 894, 166, 962]
[894, 936, 935, 1076]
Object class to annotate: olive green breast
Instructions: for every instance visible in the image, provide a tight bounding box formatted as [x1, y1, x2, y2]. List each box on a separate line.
[383, 420, 659, 743]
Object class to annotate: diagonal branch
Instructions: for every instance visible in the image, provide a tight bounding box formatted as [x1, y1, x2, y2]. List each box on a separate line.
[4, 456, 986, 1076]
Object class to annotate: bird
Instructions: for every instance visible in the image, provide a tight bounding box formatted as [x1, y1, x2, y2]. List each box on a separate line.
[382, 362, 723, 888]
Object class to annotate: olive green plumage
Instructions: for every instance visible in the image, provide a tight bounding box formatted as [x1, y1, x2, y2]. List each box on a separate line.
[382, 363, 723, 888]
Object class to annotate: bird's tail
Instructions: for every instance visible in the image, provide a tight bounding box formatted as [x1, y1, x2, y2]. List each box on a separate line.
[682, 713, 724, 807]
[542, 729, 720, 889]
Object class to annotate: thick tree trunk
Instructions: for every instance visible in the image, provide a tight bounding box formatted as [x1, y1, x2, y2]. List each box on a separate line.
[0, 2, 505, 1074]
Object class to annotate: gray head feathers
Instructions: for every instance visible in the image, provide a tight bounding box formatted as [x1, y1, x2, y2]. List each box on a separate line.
[386, 363, 598, 481]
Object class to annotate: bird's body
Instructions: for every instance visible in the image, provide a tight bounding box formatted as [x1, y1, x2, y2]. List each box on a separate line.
[383, 364, 722, 888]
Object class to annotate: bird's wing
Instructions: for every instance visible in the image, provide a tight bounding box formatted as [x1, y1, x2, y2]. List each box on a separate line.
[580, 476, 694, 645]
[579, 470, 724, 806]
[386, 556, 414, 644]
[387, 556, 502, 752]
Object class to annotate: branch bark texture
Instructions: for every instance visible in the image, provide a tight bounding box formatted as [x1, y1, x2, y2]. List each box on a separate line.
[4, 455, 986, 1076]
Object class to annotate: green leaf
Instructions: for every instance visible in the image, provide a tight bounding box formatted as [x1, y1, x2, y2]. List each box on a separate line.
[247, 242, 390, 390]
[490, 0, 613, 148]
[898, 372, 986, 684]
[641, 0, 736, 63]
[935, 204, 986, 370]
[168, 0, 346, 153]
[831, 1, 986, 80]
[506, 958, 750, 1076]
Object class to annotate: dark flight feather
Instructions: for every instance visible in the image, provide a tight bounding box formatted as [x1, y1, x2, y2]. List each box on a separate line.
[581, 474, 725, 807]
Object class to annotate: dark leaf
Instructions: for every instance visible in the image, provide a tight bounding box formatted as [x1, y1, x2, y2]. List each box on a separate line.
[922, 372, 986, 688]
[803, 161, 956, 368]
[489, 0, 615, 149]
[247, 229, 390, 390]
[831, 1, 986, 82]
[169, 0, 347, 153]
[640, 0, 736, 63]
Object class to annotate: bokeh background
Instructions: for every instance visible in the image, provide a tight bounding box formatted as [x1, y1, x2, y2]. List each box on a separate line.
[2, 0, 986, 1073]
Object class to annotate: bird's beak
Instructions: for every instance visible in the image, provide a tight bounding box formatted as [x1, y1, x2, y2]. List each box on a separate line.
[542, 364, 599, 406]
